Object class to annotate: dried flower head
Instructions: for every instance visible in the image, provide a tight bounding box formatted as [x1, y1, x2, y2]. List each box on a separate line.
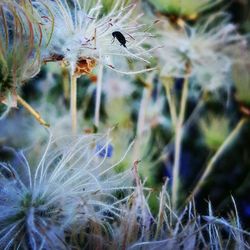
[0, 1, 42, 107]
[0, 132, 134, 249]
[35, 0, 154, 75]
[156, 13, 246, 91]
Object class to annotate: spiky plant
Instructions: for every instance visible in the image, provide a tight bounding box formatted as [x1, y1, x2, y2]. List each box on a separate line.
[0, 0, 42, 105]
[0, 0, 53, 126]
[128, 185, 250, 250]
[0, 131, 134, 249]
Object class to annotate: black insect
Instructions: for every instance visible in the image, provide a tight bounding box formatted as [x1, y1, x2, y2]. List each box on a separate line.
[112, 31, 127, 48]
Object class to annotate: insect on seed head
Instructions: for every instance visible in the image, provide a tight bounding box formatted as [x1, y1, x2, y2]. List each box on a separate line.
[112, 31, 127, 48]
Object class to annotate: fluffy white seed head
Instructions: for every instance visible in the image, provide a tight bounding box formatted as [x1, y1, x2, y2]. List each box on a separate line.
[155, 13, 247, 91]
[34, 0, 154, 75]
[0, 131, 134, 249]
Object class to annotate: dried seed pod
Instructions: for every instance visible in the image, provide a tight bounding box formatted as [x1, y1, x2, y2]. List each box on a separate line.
[74, 57, 97, 76]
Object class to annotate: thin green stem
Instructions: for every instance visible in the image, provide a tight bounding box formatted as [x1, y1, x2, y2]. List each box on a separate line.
[186, 118, 247, 203]
[70, 74, 77, 134]
[94, 64, 104, 128]
[172, 76, 189, 209]
[179, 77, 189, 125]
[163, 77, 177, 127]
[17, 95, 49, 127]
[62, 66, 69, 101]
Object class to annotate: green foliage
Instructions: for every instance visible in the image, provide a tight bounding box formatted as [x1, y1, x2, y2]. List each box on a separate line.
[147, 0, 221, 17]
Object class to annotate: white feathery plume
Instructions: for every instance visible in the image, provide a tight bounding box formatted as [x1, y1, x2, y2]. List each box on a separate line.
[0, 131, 134, 249]
[156, 12, 246, 91]
[34, 0, 155, 75]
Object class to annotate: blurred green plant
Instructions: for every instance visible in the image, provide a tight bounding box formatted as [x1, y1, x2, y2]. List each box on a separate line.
[233, 61, 250, 115]
[147, 0, 222, 19]
[101, 0, 132, 14]
[200, 115, 230, 151]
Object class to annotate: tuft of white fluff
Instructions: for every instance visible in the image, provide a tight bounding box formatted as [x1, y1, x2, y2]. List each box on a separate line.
[155, 12, 246, 91]
[0, 131, 134, 249]
[34, 0, 155, 75]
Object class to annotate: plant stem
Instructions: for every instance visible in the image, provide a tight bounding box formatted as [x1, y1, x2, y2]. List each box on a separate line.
[94, 64, 104, 128]
[163, 77, 177, 127]
[186, 118, 247, 203]
[179, 78, 189, 125]
[62, 66, 70, 101]
[133, 86, 151, 161]
[172, 76, 189, 209]
[70, 74, 77, 134]
[17, 95, 49, 127]
[154, 182, 167, 239]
